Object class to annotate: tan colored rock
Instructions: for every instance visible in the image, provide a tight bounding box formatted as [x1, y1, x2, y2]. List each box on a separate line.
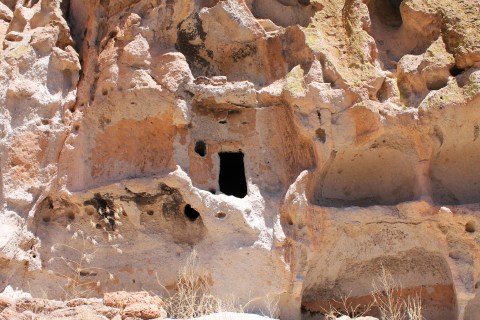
[1, 1, 480, 320]
[122, 302, 163, 319]
[104, 291, 162, 309]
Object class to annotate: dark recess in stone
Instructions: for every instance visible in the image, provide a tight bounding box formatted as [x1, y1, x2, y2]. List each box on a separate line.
[184, 204, 200, 221]
[176, 13, 211, 71]
[298, 0, 311, 5]
[466, 221, 476, 233]
[450, 65, 464, 77]
[195, 140, 207, 157]
[219, 152, 248, 198]
[375, 0, 403, 28]
[316, 128, 326, 143]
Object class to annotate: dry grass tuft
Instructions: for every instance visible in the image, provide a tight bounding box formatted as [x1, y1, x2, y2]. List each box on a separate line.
[48, 223, 122, 300]
[371, 265, 424, 320]
[322, 292, 373, 320]
[158, 250, 221, 318]
[323, 265, 424, 320]
[157, 250, 279, 319]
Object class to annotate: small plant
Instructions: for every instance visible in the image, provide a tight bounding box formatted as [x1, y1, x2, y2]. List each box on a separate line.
[260, 293, 280, 318]
[158, 250, 220, 318]
[157, 250, 279, 319]
[371, 265, 424, 320]
[405, 294, 423, 320]
[48, 223, 122, 299]
[322, 292, 373, 320]
[372, 266, 407, 320]
[322, 266, 423, 320]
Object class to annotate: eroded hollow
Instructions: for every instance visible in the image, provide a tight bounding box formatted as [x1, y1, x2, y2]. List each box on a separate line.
[195, 140, 207, 157]
[301, 250, 458, 320]
[314, 142, 416, 207]
[135, 184, 206, 244]
[219, 152, 248, 198]
[430, 140, 480, 205]
[465, 221, 476, 233]
[184, 204, 200, 221]
[366, 0, 439, 70]
[450, 65, 464, 77]
[248, 0, 317, 28]
[374, 0, 403, 28]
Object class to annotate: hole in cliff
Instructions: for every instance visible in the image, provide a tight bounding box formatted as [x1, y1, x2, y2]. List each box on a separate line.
[301, 250, 457, 320]
[315, 128, 326, 143]
[199, 0, 220, 7]
[466, 221, 476, 233]
[427, 79, 448, 91]
[147, 210, 154, 216]
[84, 205, 96, 216]
[430, 141, 480, 205]
[195, 140, 207, 157]
[66, 210, 75, 220]
[184, 204, 200, 221]
[215, 212, 226, 219]
[79, 270, 97, 277]
[249, 0, 316, 27]
[374, 0, 403, 28]
[314, 143, 416, 207]
[209, 188, 216, 194]
[219, 152, 248, 198]
[450, 65, 464, 77]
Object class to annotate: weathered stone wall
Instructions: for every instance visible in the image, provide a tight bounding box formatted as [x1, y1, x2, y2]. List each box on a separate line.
[0, 0, 480, 319]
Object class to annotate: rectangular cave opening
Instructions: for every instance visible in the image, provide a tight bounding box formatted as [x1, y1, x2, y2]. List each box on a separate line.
[218, 152, 248, 198]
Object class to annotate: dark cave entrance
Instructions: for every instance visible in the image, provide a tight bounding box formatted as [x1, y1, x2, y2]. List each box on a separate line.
[374, 0, 403, 28]
[195, 140, 207, 157]
[184, 204, 200, 221]
[219, 152, 248, 198]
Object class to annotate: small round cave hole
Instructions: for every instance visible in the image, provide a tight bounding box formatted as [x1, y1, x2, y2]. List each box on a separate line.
[184, 204, 200, 221]
[315, 128, 326, 143]
[450, 65, 464, 77]
[215, 212, 226, 219]
[465, 221, 476, 233]
[66, 210, 75, 220]
[195, 140, 207, 157]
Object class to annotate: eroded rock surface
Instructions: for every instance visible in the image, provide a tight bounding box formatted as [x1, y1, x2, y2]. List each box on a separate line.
[0, 0, 480, 319]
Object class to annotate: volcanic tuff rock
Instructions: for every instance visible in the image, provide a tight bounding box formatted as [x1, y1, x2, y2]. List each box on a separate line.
[0, 0, 479, 319]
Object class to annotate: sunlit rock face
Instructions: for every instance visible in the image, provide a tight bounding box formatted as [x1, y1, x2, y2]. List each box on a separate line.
[0, 0, 480, 319]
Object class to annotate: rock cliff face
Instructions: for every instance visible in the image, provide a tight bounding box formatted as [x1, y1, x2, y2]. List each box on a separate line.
[0, 0, 480, 319]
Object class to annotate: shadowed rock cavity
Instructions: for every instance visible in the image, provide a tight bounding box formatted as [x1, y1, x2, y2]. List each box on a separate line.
[301, 250, 458, 320]
[314, 141, 417, 207]
[176, 1, 314, 85]
[366, 0, 441, 69]
[430, 136, 480, 205]
[247, 0, 317, 28]
[219, 152, 248, 198]
[135, 184, 206, 245]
